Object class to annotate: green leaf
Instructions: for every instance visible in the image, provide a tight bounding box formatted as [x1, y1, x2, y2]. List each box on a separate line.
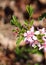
[37, 34, 44, 44]
[15, 47, 21, 55]
[19, 28, 26, 35]
[10, 16, 22, 29]
[26, 5, 34, 17]
[24, 20, 28, 26]
[38, 13, 46, 20]
[16, 36, 24, 45]
[30, 19, 34, 26]
[33, 45, 37, 49]
[31, 48, 38, 53]
[27, 63, 30, 65]
[35, 63, 40, 65]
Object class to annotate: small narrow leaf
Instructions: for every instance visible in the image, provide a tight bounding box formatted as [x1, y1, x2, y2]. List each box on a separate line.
[26, 5, 34, 17]
[24, 20, 28, 26]
[16, 36, 24, 44]
[10, 16, 22, 29]
[30, 19, 34, 26]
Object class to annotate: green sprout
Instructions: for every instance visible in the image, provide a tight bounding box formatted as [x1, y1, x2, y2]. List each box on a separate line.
[26, 5, 34, 18]
[10, 16, 22, 29]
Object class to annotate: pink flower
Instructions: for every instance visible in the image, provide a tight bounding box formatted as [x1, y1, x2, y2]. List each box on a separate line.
[24, 36, 33, 43]
[24, 26, 34, 37]
[39, 42, 46, 51]
[32, 40, 38, 47]
[24, 31, 34, 38]
[24, 26, 34, 44]
[39, 36, 46, 51]
[32, 40, 41, 49]
[24, 26, 46, 51]
[39, 35, 46, 51]
[24, 31, 34, 44]
[30, 26, 34, 32]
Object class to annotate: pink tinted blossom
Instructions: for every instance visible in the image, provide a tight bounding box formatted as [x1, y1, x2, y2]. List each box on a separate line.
[24, 26, 46, 51]
[32, 40, 41, 48]
[24, 37, 33, 43]
[32, 40, 38, 47]
[24, 26, 34, 39]
[24, 31, 34, 44]
[24, 30, 34, 38]
[39, 35, 46, 51]
[39, 42, 46, 51]
[30, 26, 34, 32]
[24, 26, 34, 44]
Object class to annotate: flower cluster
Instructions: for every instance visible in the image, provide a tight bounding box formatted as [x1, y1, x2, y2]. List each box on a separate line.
[24, 26, 46, 51]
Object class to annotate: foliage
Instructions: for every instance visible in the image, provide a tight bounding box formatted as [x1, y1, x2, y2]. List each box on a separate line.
[36, 34, 44, 44]
[14, 45, 31, 59]
[24, 19, 34, 29]
[26, 5, 34, 17]
[16, 36, 24, 45]
[35, 63, 40, 65]
[38, 13, 46, 20]
[10, 16, 22, 29]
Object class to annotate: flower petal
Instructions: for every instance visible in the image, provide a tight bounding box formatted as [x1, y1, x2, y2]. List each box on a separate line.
[39, 46, 44, 50]
[24, 33, 27, 37]
[32, 44, 35, 47]
[42, 36, 46, 41]
[33, 36, 37, 40]
[30, 26, 34, 32]
[34, 31, 40, 35]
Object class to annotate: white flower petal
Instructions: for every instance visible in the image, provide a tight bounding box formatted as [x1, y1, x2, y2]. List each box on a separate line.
[35, 31, 40, 35]
[30, 26, 34, 32]
[32, 44, 35, 47]
[27, 31, 30, 34]
[44, 48, 46, 51]
[33, 36, 37, 40]
[37, 43, 41, 47]
[39, 46, 44, 50]
[24, 33, 27, 37]
[42, 36, 46, 41]
[24, 38, 27, 41]
[41, 28, 45, 33]
[27, 37, 33, 43]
